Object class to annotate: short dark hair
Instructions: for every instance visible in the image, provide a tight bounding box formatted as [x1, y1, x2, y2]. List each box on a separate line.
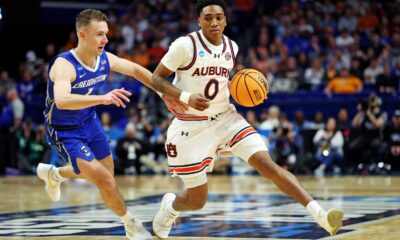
[195, 0, 227, 17]
[76, 9, 108, 30]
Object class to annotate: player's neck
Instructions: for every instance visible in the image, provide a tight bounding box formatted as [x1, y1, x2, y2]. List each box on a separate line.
[201, 31, 222, 46]
[74, 46, 97, 68]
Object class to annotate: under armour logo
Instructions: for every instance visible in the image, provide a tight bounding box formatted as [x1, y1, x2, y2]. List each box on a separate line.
[166, 143, 177, 157]
[214, 54, 221, 58]
[181, 131, 189, 136]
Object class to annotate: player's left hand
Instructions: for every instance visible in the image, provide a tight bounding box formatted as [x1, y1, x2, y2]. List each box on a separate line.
[162, 95, 189, 115]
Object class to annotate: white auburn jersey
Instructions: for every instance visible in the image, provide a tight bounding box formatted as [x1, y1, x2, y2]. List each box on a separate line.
[161, 30, 238, 116]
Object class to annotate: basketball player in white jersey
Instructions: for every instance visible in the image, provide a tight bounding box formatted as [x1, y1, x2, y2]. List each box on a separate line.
[150, 0, 344, 238]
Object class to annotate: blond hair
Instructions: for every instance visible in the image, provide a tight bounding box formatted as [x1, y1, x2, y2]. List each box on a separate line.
[76, 9, 108, 30]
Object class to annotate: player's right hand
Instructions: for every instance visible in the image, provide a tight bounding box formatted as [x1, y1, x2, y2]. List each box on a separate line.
[188, 93, 210, 111]
[103, 88, 132, 108]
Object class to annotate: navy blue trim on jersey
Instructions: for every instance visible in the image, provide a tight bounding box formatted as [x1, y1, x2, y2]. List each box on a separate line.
[178, 35, 198, 71]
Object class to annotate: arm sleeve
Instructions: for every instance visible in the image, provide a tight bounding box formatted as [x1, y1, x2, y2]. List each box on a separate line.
[161, 36, 193, 72]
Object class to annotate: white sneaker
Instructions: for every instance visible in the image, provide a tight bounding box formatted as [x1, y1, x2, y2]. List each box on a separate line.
[36, 163, 61, 202]
[317, 208, 344, 235]
[124, 218, 152, 240]
[153, 193, 179, 239]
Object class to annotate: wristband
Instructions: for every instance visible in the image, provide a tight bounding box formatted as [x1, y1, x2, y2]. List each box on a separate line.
[179, 91, 191, 104]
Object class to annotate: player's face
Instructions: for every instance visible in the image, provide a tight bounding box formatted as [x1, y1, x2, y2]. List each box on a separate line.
[80, 20, 109, 56]
[198, 5, 226, 45]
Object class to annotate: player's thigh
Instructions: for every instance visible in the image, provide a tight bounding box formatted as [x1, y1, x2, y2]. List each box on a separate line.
[76, 157, 115, 187]
[227, 114, 268, 162]
[87, 114, 112, 162]
[97, 154, 114, 175]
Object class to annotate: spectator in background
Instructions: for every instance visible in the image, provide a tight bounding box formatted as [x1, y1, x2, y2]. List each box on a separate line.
[324, 67, 363, 94]
[305, 111, 325, 130]
[363, 58, 383, 84]
[15, 119, 35, 173]
[349, 57, 363, 80]
[303, 57, 325, 90]
[259, 105, 280, 132]
[324, 57, 338, 80]
[273, 123, 301, 172]
[349, 95, 387, 172]
[132, 42, 150, 68]
[119, 107, 154, 145]
[0, 70, 16, 97]
[336, 29, 354, 49]
[115, 122, 147, 175]
[100, 111, 124, 160]
[336, 108, 351, 132]
[338, 7, 358, 33]
[376, 64, 398, 94]
[17, 69, 35, 101]
[0, 88, 24, 131]
[384, 109, 400, 171]
[44, 43, 57, 63]
[0, 88, 24, 171]
[358, 7, 379, 33]
[313, 118, 344, 177]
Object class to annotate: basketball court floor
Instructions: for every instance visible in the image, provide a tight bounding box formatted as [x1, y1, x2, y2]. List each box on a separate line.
[0, 175, 399, 240]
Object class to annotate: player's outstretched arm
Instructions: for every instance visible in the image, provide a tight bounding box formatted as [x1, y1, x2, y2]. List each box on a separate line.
[107, 52, 154, 90]
[52, 57, 131, 110]
[151, 63, 210, 112]
[107, 52, 189, 114]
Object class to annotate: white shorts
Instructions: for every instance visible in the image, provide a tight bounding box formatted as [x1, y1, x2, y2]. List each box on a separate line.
[165, 107, 267, 188]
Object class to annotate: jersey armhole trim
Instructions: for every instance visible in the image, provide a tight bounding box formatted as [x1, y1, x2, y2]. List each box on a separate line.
[227, 38, 236, 66]
[178, 35, 197, 71]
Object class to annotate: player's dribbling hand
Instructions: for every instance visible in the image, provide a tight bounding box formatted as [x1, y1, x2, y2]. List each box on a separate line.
[103, 88, 132, 108]
[189, 93, 210, 111]
[162, 95, 189, 115]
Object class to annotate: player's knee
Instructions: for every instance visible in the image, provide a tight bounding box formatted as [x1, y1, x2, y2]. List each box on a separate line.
[97, 177, 116, 193]
[250, 153, 280, 180]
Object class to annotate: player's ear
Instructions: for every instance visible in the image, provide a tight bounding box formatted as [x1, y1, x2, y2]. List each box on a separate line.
[79, 30, 86, 39]
[197, 17, 201, 27]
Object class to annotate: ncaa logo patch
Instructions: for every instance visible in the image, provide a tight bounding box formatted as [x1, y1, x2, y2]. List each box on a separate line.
[1, 194, 400, 238]
[225, 52, 231, 61]
[199, 50, 205, 57]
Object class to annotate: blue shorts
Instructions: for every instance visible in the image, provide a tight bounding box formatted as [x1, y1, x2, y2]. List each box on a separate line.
[45, 113, 111, 174]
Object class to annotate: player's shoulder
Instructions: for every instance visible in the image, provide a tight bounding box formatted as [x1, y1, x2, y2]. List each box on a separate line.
[171, 35, 193, 47]
[52, 56, 74, 70]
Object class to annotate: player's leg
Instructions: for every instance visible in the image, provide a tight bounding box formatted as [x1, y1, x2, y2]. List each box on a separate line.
[248, 151, 343, 235]
[153, 118, 215, 238]
[153, 173, 208, 239]
[225, 111, 344, 236]
[77, 157, 151, 239]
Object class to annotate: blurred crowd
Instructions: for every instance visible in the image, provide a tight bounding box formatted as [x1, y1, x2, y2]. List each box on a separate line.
[1, 0, 400, 176]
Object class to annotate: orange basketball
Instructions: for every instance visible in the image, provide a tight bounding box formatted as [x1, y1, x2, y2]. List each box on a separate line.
[229, 69, 269, 107]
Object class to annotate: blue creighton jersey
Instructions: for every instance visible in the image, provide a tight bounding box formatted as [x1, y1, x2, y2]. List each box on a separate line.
[44, 50, 110, 126]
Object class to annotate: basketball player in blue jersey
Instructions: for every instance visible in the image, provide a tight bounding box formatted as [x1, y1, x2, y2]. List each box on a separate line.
[35, 9, 185, 240]
[149, 0, 344, 238]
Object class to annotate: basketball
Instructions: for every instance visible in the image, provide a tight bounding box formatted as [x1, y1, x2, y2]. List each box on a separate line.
[229, 69, 269, 107]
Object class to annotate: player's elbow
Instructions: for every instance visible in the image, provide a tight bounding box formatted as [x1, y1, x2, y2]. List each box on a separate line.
[54, 97, 68, 110]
